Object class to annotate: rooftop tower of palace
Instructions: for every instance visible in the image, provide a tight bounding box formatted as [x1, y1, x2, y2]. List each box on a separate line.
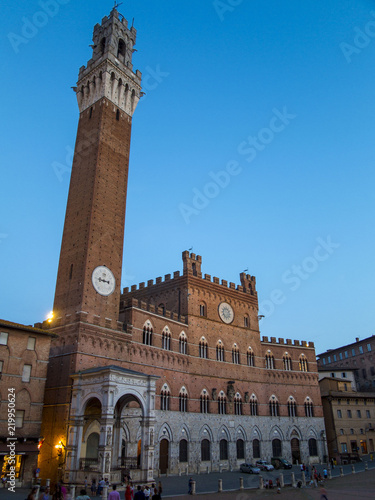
[36, 7, 327, 485]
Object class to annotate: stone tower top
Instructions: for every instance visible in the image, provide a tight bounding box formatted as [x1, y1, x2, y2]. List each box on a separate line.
[75, 7, 142, 115]
[182, 251, 202, 276]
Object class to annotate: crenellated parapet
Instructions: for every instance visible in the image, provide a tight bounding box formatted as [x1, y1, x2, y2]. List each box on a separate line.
[261, 335, 315, 349]
[121, 297, 188, 325]
[75, 8, 142, 115]
[122, 251, 258, 298]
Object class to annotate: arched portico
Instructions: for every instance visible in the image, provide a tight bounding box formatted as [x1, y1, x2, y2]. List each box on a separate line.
[64, 365, 158, 484]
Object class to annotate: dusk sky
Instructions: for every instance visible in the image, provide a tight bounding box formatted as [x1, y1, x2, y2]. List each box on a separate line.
[2, 0, 375, 355]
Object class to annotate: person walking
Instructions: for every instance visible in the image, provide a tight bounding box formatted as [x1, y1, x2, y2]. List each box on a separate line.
[27, 487, 39, 500]
[52, 485, 64, 500]
[188, 477, 193, 495]
[144, 485, 151, 500]
[125, 484, 134, 500]
[323, 468, 328, 479]
[76, 489, 91, 500]
[134, 485, 145, 500]
[91, 479, 96, 497]
[151, 488, 160, 500]
[108, 484, 121, 500]
[38, 486, 50, 500]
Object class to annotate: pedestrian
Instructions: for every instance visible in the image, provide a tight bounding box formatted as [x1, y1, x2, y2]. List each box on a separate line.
[91, 479, 96, 497]
[157, 481, 162, 499]
[125, 484, 134, 500]
[76, 489, 91, 500]
[323, 468, 327, 479]
[320, 486, 328, 500]
[61, 483, 67, 500]
[144, 485, 151, 499]
[188, 477, 193, 495]
[151, 488, 160, 500]
[300, 463, 304, 472]
[331, 458, 335, 469]
[84, 477, 88, 490]
[97, 478, 105, 496]
[134, 485, 145, 500]
[38, 486, 50, 500]
[108, 484, 121, 500]
[27, 487, 39, 500]
[52, 485, 64, 500]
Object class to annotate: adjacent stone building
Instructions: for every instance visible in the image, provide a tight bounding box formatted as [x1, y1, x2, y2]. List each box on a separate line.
[319, 376, 375, 463]
[317, 336, 375, 391]
[0, 320, 56, 487]
[32, 6, 327, 484]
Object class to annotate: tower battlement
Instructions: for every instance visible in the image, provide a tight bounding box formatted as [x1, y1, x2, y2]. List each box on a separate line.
[261, 335, 315, 349]
[76, 8, 142, 115]
[122, 251, 258, 298]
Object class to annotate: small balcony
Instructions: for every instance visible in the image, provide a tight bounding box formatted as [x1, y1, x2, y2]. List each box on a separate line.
[117, 457, 138, 469]
[79, 458, 99, 470]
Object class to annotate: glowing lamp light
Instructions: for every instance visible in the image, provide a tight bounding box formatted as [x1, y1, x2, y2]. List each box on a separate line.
[55, 441, 65, 457]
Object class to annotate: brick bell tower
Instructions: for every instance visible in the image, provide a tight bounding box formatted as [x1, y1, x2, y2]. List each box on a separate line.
[53, 8, 142, 327]
[40, 8, 142, 481]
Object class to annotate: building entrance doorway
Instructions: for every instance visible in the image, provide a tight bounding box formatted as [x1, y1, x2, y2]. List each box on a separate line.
[159, 439, 169, 474]
[291, 438, 301, 464]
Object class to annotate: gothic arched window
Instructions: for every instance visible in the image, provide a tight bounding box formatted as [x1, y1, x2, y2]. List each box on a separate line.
[269, 396, 279, 416]
[247, 348, 255, 367]
[287, 397, 297, 417]
[160, 386, 170, 411]
[232, 344, 240, 364]
[216, 341, 225, 361]
[199, 338, 208, 359]
[299, 355, 309, 372]
[179, 332, 187, 354]
[143, 321, 153, 346]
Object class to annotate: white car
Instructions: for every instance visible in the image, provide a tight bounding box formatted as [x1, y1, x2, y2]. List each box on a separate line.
[255, 460, 274, 471]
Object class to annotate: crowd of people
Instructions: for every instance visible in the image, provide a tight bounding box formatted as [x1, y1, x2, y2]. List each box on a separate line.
[26, 479, 163, 500]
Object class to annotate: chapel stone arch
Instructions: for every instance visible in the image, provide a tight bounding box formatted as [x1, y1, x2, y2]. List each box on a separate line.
[65, 366, 157, 485]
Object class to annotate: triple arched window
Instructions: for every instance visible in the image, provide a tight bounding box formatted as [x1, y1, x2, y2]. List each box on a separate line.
[283, 353, 292, 371]
[143, 321, 153, 345]
[199, 337, 208, 358]
[218, 392, 227, 415]
[160, 385, 170, 410]
[287, 397, 297, 417]
[265, 352, 275, 369]
[179, 332, 187, 354]
[162, 327, 171, 350]
[269, 396, 279, 416]
[305, 398, 314, 417]
[179, 387, 188, 412]
[299, 355, 309, 372]
[234, 393, 242, 415]
[232, 344, 240, 364]
[247, 348, 255, 367]
[216, 341, 225, 361]
[200, 390, 210, 413]
[250, 394, 258, 416]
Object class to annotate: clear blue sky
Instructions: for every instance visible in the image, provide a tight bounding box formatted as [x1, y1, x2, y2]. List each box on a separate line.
[1, 0, 375, 354]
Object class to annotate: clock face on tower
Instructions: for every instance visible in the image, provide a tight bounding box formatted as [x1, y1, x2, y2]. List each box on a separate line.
[92, 266, 116, 296]
[218, 302, 234, 324]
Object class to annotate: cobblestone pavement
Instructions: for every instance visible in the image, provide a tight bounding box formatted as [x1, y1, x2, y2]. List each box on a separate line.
[1, 460, 374, 500]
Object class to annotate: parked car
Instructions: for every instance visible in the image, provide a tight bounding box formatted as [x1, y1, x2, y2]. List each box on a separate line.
[271, 457, 292, 469]
[255, 460, 274, 471]
[240, 463, 261, 474]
